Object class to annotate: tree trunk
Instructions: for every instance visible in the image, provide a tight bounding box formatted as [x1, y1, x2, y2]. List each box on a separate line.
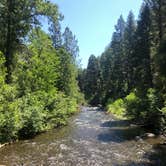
[5, 0, 13, 83]
[158, 0, 163, 42]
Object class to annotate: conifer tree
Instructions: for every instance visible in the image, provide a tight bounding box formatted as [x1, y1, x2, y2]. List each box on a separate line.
[63, 27, 79, 60]
[134, 4, 153, 92]
[124, 11, 136, 92]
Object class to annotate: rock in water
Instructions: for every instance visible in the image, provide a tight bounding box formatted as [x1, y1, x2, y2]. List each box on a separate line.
[144, 133, 155, 138]
[135, 136, 143, 141]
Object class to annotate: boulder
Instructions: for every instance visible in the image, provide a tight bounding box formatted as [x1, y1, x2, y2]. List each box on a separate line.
[143, 133, 155, 138]
[135, 136, 143, 141]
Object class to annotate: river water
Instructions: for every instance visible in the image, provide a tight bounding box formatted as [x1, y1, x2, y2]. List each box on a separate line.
[0, 107, 166, 166]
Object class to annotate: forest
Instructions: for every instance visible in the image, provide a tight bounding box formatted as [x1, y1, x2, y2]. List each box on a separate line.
[78, 0, 166, 134]
[0, 0, 83, 143]
[0, 0, 166, 145]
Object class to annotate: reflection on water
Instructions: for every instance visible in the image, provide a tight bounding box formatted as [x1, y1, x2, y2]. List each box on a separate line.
[0, 107, 165, 166]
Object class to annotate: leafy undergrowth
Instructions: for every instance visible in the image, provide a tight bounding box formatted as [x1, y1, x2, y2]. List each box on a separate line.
[106, 91, 166, 134]
[106, 98, 126, 119]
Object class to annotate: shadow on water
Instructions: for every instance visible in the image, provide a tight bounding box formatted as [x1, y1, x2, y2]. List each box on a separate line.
[97, 127, 145, 143]
[99, 118, 166, 166]
[100, 120, 131, 128]
[146, 144, 166, 166]
[115, 144, 166, 166]
[98, 120, 145, 143]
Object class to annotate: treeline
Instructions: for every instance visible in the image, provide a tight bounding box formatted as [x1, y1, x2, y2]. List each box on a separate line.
[0, 0, 83, 143]
[78, 0, 166, 133]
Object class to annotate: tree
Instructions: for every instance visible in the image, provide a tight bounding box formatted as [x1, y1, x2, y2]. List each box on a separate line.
[99, 49, 114, 103]
[134, 3, 153, 92]
[124, 11, 136, 92]
[63, 27, 79, 60]
[77, 68, 87, 93]
[145, 0, 166, 95]
[0, 0, 59, 83]
[56, 48, 80, 100]
[145, 0, 166, 43]
[110, 15, 126, 99]
[84, 55, 101, 105]
[49, 15, 63, 49]
[13, 28, 60, 95]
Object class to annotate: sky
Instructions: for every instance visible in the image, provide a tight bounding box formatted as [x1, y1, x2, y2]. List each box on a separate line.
[52, 0, 143, 68]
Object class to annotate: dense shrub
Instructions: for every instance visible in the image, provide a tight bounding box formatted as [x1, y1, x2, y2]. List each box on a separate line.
[107, 98, 126, 118]
[107, 92, 144, 120]
[160, 104, 166, 134]
[144, 88, 161, 129]
[18, 90, 77, 138]
[0, 52, 22, 142]
[106, 89, 165, 133]
[124, 92, 143, 120]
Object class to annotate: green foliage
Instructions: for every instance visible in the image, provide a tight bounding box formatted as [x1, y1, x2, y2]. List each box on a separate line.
[106, 89, 163, 132]
[0, 0, 59, 83]
[13, 29, 60, 95]
[0, 98, 22, 142]
[160, 104, 166, 133]
[83, 55, 102, 105]
[18, 91, 47, 138]
[106, 92, 142, 120]
[18, 90, 78, 138]
[134, 4, 152, 91]
[145, 88, 161, 129]
[0, 52, 22, 142]
[0, 27, 81, 143]
[107, 98, 126, 119]
[124, 92, 142, 120]
[56, 48, 81, 102]
[63, 27, 79, 59]
[156, 40, 166, 77]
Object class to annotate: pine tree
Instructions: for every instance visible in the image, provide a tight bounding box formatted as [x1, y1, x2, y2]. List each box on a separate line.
[110, 15, 126, 98]
[124, 11, 136, 92]
[145, 0, 166, 43]
[63, 27, 79, 60]
[84, 55, 101, 105]
[100, 50, 114, 103]
[134, 3, 153, 92]
[49, 15, 63, 49]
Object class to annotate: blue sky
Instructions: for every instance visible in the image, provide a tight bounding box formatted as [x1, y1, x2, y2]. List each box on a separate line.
[52, 0, 143, 68]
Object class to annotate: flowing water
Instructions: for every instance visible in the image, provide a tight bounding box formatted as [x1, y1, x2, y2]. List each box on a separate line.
[0, 107, 166, 166]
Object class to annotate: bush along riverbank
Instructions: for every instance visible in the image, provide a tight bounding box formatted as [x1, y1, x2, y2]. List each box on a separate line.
[106, 90, 166, 135]
[0, 0, 84, 144]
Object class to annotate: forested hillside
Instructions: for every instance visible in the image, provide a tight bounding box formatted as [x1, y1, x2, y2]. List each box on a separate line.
[78, 0, 166, 133]
[0, 0, 83, 143]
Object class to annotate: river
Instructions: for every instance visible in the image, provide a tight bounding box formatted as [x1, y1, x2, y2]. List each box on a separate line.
[0, 107, 166, 166]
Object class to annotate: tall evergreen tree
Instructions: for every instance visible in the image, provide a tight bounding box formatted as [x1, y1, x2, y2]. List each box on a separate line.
[56, 48, 79, 99]
[134, 4, 153, 92]
[100, 50, 114, 103]
[145, 0, 166, 43]
[63, 27, 79, 60]
[84, 55, 101, 105]
[110, 15, 126, 98]
[49, 15, 63, 49]
[124, 11, 136, 92]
